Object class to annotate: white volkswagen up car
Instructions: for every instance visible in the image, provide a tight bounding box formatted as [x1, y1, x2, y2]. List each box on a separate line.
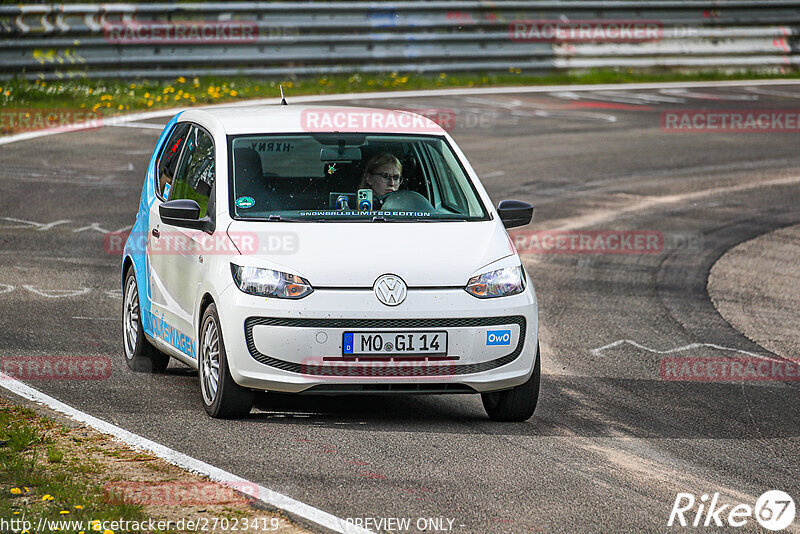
[122, 105, 540, 421]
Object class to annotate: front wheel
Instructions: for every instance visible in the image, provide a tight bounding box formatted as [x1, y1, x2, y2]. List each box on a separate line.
[122, 268, 170, 373]
[199, 303, 253, 418]
[481, 342, 540, 422]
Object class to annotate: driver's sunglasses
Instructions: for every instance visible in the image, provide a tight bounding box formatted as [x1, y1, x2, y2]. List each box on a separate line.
[370, 171, 404, 184]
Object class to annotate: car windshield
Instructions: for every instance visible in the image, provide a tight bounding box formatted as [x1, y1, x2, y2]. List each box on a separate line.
[228, 133, 488, 221]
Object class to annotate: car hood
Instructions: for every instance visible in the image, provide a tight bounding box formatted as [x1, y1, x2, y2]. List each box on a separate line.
[227, 219, 515, 287]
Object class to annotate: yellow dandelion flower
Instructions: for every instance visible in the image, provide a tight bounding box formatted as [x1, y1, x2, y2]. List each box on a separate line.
[439, 72, 447, 79]
[42, 494, 55, 501]
[60, 510, 69, 515]
[177, 76, 186, 83]
[129, 83, 136, 89]
[118, 104, 123, 110]
[24, 488, 29, 492]
[13, 511, 20, 515]
[75, 505, 84, 510]
[5, 90, 10, 97]
[147, 100, 153, 107]
[10, 488, 22, 494]
[144, 92, 150, 98]
[230, 90, 237, 97]
[103, 530, 114, 534]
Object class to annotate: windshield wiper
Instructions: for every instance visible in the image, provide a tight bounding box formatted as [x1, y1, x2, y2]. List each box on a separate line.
[371, 216, 465, 222]
[264, 215, 325, 222]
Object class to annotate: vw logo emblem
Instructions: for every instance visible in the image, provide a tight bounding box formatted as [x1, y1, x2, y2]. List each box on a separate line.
[374, 274, 407, 306]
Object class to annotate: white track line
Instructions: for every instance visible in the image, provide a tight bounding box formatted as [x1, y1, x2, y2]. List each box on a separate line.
[590, 339, 768, 359]
[0, 373, 372, 534]
[2, 78, 799, 147]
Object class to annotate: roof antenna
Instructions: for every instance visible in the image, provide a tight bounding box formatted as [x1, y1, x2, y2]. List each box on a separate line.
[279, 84, 287, 105]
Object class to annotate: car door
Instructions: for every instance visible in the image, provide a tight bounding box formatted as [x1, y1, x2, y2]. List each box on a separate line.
[149, 124, 216, 360]
[147, 122, 191, 343]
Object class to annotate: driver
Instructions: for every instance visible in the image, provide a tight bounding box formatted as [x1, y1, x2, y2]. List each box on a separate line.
[357, 153, 403, 209]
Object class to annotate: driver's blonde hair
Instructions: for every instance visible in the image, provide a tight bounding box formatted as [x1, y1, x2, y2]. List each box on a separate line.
[358, 153, 403, 190]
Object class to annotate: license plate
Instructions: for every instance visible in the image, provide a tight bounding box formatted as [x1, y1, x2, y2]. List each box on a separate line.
[343, 331, 447, 356]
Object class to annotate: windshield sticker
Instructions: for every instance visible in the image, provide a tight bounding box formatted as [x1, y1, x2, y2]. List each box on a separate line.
[236, 196, 256, 209]
[248, 141, 293, 152]
[163, 182, 171, 200]
[298, 210, 431, 217]
[327, 163, 337, 175]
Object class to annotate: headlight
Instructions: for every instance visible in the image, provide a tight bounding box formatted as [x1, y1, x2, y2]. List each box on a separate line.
[230, 264, 313, 299]
[465, 265, 525, 298]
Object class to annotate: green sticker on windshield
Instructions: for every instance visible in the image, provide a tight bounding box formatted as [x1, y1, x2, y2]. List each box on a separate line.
[236, 196, 255, 209]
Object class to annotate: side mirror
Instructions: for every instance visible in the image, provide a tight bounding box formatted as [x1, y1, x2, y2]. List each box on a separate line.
[497, 200, 534, 229]
[159, 199, 214, 232]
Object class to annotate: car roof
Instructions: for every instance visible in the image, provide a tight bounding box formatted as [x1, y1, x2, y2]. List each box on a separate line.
[178, 104, 448, 136]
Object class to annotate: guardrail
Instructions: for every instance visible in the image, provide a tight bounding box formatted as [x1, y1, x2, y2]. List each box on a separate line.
[1, 1, 799, 80]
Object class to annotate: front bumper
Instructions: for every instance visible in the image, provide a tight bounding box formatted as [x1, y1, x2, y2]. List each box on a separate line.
[217, 284, 538, 393]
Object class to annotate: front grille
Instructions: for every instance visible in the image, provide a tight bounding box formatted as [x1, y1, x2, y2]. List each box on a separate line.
[244, 316, 526, 377]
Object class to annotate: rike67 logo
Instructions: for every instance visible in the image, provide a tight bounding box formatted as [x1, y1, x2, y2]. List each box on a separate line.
[669, 490, 795, 531]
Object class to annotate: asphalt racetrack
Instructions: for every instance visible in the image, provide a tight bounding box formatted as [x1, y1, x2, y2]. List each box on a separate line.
[1, 81, 799, 533]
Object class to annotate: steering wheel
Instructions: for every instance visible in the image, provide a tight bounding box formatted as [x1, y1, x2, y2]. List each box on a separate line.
[380, 190, 435, 212]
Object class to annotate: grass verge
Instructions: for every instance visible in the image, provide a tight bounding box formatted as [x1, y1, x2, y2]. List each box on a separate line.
[0, 396, 305, 533]
[1, 68, 799, 135]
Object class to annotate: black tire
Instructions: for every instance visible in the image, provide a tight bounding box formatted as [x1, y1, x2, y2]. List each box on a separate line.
[199, 303, 253, 419]
[481, 342, 540, 422]
[122, 268, 170, 373]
